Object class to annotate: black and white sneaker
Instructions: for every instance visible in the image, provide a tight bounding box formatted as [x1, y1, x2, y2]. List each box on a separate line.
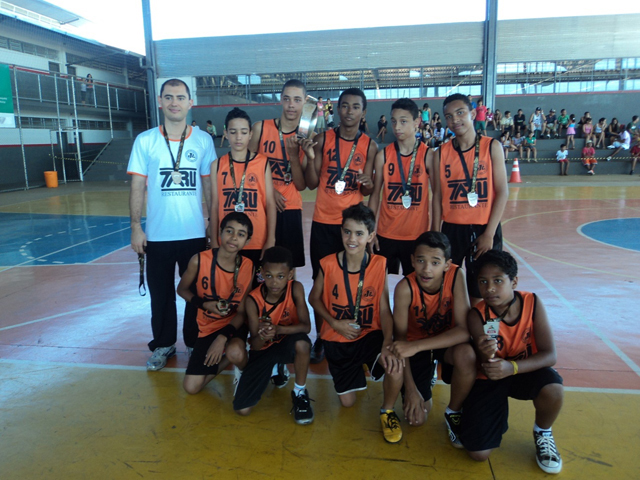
[534, 430, 562, 474]
[444, 412, 463, 448]
[271, 363, 290, 388]
[291, 389, 314, 425]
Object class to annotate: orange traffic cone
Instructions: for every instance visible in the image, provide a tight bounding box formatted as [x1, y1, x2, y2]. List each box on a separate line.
[509, 158, 522, 183]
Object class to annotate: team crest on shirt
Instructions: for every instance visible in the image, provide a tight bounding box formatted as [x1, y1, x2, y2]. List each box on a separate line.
[352, 153, 365, 167]
[247, 173, 258, 186]
[363, 287, 376, 299]
[185, 149, 198, 162]
[521, 328, 531, 345]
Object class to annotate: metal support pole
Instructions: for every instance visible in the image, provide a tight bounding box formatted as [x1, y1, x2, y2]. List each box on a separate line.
[107, 83, 114, 139]
[71, 77, 84, 181]
[53, 72, 67, 183]
[116, 88, 120, 111]
[143, 89, 149, 131]
[142, 0, 158, 128]
[13, 67, 29, 189]
[37, 74, 42, 102]
[482, 0, 498, 109]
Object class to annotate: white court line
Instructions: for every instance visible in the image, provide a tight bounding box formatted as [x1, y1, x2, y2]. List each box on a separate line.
[1, 358, 639, 395]
[506, 245, 640, 378]
[0, 301, 112, 332]
[0, 226, 132, 273]
[576, 218, 640, 254]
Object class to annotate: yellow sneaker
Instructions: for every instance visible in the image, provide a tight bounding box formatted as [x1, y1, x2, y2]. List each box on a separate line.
[380, 410, 403, 443]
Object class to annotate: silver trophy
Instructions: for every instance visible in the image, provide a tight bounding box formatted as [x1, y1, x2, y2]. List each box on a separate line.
[297, 96, 318, 139]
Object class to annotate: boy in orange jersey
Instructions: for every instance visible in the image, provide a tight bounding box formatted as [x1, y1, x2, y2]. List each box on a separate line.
[305, 88, 378, 362]
[369, 98, 434, 275]
[210, 107, 277, 267]
[309, 203, 404, 443]
[233, 246, 314, 424]
[177, 212, 255, 395]
[249, 79, 316, 268]
[461, 250, 563, 475]
[388, 232, 476, 448]
[432, 93, 508, 303]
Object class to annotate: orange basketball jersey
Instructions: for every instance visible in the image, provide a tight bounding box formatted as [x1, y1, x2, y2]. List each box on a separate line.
[247, 281, 300, 350]
[439, 136, 495, 225]
[216, 153, 268, 250]
[313, 129, 372, 225]
[403, 265, 459, 342]
[377, 141, 430, 239]
[195, 249, 254, 337]
[474, 291, 538, 379]
[256, 119, 304, 211]
[319, 253, 386, 343]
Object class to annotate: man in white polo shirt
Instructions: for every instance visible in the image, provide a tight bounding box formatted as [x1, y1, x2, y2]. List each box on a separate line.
[128, 78, 215, 370]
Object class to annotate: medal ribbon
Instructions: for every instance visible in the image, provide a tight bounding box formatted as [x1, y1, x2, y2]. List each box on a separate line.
[229, 151, 250, 205]
[334, 128, 362, 184]
[161, 124, 188, 173]
[395, 139, 420, 196]
[342, 252, 368, 325]
[417, 277, 444, 323]
[277, 119, 295, 178]
[484, 294, 518, 324]
[138, 253, 146, 296]
[209, 249, 242, 312]
[259, 283, 288, 321]
[453, 135, 481, 196]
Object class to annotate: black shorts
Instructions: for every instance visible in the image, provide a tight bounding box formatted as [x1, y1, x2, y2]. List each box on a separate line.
[323, 330, 385, 395]
[185, 324, 250, 376]
[460, 367, 563, 452]
[441, 222, 503, 299]
[276, 209, 305, 268]
[404, 348, 453, 402]
[376, 235, 415, 276]
[233, 332, 311, 411]
[310, 221, 343, 279]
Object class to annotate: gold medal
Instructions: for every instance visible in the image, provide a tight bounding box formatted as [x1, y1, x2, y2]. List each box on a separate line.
[234, 202, 245, 213]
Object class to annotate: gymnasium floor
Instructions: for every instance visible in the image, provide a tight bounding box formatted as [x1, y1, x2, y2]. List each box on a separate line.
[1, 176, 639, 479]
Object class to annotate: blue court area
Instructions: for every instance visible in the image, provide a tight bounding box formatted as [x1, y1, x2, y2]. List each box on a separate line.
[578, 218, 640, 252]
[0, 213, 137, 266]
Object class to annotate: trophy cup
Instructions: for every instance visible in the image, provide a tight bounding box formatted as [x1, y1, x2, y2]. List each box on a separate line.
[297, 96, 319, 139]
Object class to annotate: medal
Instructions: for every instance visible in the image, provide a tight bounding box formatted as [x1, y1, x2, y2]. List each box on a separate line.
[395, 139, 420, 209]
[333, 129, 362, 196]
[401, 194, 412, 209]
[234, 202, 245, 213]
[467, 192, 478, 207]
[454, 135, 481, 209]
[283, 172, 292, 184]
[162, 124, 187, 186]
[171, 170, 182, 185]
[335, 180, 346, 195]
[217, 299, 229, 313]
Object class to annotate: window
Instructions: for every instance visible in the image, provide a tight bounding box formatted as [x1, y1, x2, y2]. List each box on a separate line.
[49, 62, 60, 73]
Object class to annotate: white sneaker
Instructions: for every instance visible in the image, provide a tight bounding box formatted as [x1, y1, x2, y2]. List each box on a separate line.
[146, 345, 176, 371]
[606, 156, 612, 161]
[186, 347, 193, 357]
[233, 366, 242, 396]
[534, 431, 562, 474]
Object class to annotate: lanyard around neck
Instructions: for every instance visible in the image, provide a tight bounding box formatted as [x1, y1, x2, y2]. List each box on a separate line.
[162, 124, 188, 171]
[342, 252, 368, 325]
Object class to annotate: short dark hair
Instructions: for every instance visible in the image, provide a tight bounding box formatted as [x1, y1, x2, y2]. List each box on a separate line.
[413, 231, 452, 260]
[261, 246, 293, 270]
[560, 143, 567, 148]
[339, 88, 367, 111]
[206, 120, 212, 124]
[342, 203, 375, 234]
[633, 115, 639, 122]
[225, 107, 252, 130]
[220, 211, 253, 239]
[443, 93, 472, 112]
[282, 79, 306, 96]
[391, 98, 420, 120]
[476, 250, 518, 280]
[160, 78, 191, 99]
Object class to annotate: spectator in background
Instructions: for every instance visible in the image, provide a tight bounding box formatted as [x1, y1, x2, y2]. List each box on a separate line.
[578, 112, 592, 138]
[501, 110, 513, 137]
[543, 109, 558, 139]
[377, 115, 388, 142]
[316, 97, 326, 132]
[492, 109, 502, 132]
[510, 131, 525, 158]
[627, 115, 639, 135]
[606, 118, 621, 146]
[430, 112, 441, 130]
[475, 98, 487, 136]
[594, 118, 607, 149]
[486, 108, 495, 130]
[514, 109, 527, 135]
[80, 76, 87, 105]
[606, 126, 631, 161]
[582, 140, 597, 175]
[524, 131, 538, 162]
[529, 107, 544, 139]
[557, 109, 569, 138]
[206, 120, 217, 139]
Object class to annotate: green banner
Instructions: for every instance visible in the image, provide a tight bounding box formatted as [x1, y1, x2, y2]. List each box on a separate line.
[0, 64, 16, 128]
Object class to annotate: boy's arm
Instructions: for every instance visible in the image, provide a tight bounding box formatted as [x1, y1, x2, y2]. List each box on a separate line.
[358, 140, 378, 196]
[367, 149, 385, 252]
[308, 269, 361, 341]
[129, 174, 147, 254]
[425, 148, 435, 230]
[248, 121, 263, 153]
[431, 149, 443, 232]
[286, 136, 314, 192]
[209, 159, 220, 248]
[273, 281, 311, 336]
[262, 163, 277, 258]
[473, 139, 508, 258]
[379, 275, 403, 375]
[246, 295, 270, 351]
[481, 295, 557, 380]
[304, 131, 325, 190]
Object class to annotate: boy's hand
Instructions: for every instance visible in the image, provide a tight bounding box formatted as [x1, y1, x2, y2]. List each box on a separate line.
[403, 390, 426, 426]
[202, 300, 230, 317]
[356, 169, 373, 189]
[288, 136, 316, 160]
[368, 234, 380, 254]
[473, 232, 494, 259]
[258, 320, 276, 341]
[204, 336, 227, 366]
[380, 347, 404, 375]
[333, 320, 361, 341]
[478, 334, 498, 358]
[482, 357, 513, 380]
[274, 190, 287, 213]
[389, 341, 417, 360]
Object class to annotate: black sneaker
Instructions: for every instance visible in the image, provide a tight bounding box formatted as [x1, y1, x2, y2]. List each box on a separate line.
[271, 363, 290, 388]
[291, 389, 314, 424]
[534, 430, 562, 474]
[444, 412, 463, 448]
[310, 338, 325, 364]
